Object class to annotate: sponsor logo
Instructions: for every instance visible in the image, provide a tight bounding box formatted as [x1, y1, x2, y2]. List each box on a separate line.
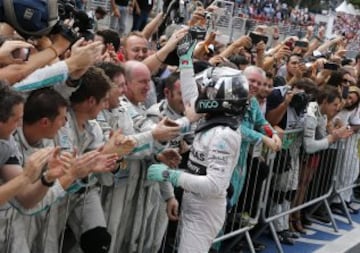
[191, 149, 205, 161]
[198, 100, 219, 109]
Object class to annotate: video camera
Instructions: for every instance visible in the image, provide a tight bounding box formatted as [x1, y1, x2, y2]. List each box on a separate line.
[56, 0, 95, 40]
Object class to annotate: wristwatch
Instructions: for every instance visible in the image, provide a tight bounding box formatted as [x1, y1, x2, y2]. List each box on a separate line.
[41, 171, 55, 187]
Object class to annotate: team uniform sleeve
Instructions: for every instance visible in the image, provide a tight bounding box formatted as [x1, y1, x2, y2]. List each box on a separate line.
[303, 114, 329, 154]
[13, 61, 69, 92]
[10, 180, 67, 215]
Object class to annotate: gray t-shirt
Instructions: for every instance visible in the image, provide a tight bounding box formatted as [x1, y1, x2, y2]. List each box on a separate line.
[0, 136, 20, 167]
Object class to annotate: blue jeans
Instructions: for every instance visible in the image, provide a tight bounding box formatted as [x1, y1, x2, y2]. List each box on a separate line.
[110, 5, 128, 35]
[131, 9, 149, 32]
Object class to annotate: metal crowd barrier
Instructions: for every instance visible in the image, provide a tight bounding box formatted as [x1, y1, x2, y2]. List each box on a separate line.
[333, 133, 360, 225]
[262, 129, 346, 253]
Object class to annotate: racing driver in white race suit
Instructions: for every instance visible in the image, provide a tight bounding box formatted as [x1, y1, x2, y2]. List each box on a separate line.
[147, 66, 249, 253]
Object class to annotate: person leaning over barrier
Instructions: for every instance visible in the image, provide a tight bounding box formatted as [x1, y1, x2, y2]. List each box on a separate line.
[228, 66, 282, 209]
[299, 86, 353, 224]
[330, 86, 360, 215]
[266, 78, 318, 244]
[304, 86, 353, 154]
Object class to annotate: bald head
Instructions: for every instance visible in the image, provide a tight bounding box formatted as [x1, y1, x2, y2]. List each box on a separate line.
[124, 61, 151, 104]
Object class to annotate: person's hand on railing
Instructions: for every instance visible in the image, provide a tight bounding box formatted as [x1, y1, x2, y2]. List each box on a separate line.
[327, 125, 353, 144]
[262, 135, 280, 152]
[333, 126, 353, 140]
[272, 134, 282, 151]
[274, 126, 285, 139]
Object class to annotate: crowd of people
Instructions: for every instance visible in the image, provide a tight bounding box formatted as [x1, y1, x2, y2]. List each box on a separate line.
[0, 0, 360, 253]
[333, 12, 360, 51]
[234, 0, 315, 25]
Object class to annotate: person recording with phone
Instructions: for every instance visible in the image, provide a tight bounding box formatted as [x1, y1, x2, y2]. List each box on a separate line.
[276, 54, 307, 85]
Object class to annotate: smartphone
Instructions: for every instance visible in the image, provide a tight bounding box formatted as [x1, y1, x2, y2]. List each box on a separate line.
[249, 32, 268, 46]
[313, 50, 322, 58]
[284, 41, 294, 50]
[295, 40, 309, 48]
[324, 62, 339, 71]
[12, 48, 30, 61]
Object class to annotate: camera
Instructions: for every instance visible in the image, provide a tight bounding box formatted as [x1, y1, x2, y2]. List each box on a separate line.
[204, 11, 212, 20]
[323, 62, 339, 71]
[248, 32, 268, 47]
[294, 40, 309, 48]
[189, 26, 207, 41]
[55, 0, 95, 41]
[290, 92, 310, 114]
